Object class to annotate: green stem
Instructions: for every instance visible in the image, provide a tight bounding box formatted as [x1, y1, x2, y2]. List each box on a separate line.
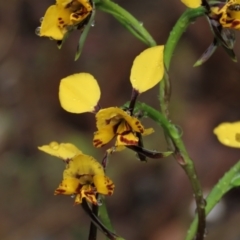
[164, 7, 206, 69]
[135, 102, 205, 240]
[158, 6, 207, 240]
[88, 201, 98, 240]
[186, 160, 240, 240]
[160, 7, 207, 115]
[95, 0, 156, 47]
[82, 199, 121, 240]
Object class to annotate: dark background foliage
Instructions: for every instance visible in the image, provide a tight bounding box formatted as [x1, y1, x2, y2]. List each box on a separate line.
[1, 0, 240, 239]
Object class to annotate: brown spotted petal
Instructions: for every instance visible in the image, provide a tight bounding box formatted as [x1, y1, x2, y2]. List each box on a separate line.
[93, 175, 115, 196]
[63, 154, 105, 177]
[39, 0, 93, 41]
[54, 177, 80, 195]
[75, 185, 98, 205]
[93, 125, 115, 148]
[40, 5, 72, 40]
[121, 113, 145, 134]
[94, 107, 146, 148]
[116, 131, 139, 146]
[95, 107, 121, 129]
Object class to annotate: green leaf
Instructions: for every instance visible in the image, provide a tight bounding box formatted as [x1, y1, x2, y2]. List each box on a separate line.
[231, 174, 240, 187]
[75, 5, 96, 61]
[95, 0, 156, 47]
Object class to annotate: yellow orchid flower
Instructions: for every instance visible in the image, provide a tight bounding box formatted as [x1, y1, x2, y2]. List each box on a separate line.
[181, 0, 240, 65]
[38, 142, 114, 205]
[93, 107, 153, 148]
[181, 0, 202, 9]
[38, 0, 93, 40]
[214, 122, 240, 148]
[59, 46, 165, 156]
[210, 0, 240, 30]
[182, 0, 240, 30]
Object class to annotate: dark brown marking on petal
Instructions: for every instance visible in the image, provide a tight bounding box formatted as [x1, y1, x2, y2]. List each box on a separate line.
[76, 183, 82, 193]
[120, 135, 138, 145]
[65, 2, 71, 9]
[84, 189, 97, 204]
[105, 119, 111, 125]
[72, 13, 79, 19]
[225, 19, 233, 24]
[119, 129, 131, 135]
[232, 20, 240, 27]
[93, 139, 103, 147]
[75, 174, 81, 179]
[107, 184, 114, 190]
[236, 133, 240, 142]
[54, 189, 66, 194]
[138, 126, 144, 131]
[65, 158, 70, 164]
[113, 121, 122, 133]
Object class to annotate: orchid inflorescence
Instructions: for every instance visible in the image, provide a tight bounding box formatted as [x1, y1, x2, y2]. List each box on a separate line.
[37, 0, 240, 239]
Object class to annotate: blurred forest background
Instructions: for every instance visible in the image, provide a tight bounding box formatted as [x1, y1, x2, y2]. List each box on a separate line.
[1, 0, 240, 239]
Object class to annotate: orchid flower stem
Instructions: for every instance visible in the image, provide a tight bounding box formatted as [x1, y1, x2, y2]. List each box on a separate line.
[164, 7, 206, 69]
[134, 101, 205, 240]
[88, 199, 99, 240]
[82, 199, 121, 240]
[158, 7, 208, 240]
[160, 6, 207, 114]
[186, 160, 240, 240]
[128, 89, 139, 115]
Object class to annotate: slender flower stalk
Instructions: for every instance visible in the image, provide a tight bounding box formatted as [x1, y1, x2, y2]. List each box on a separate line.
[186, 160, 240, 240]
[159, 7, 207, 240]
[82, 199, 120, 240]
[88, 198, 99, 240]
